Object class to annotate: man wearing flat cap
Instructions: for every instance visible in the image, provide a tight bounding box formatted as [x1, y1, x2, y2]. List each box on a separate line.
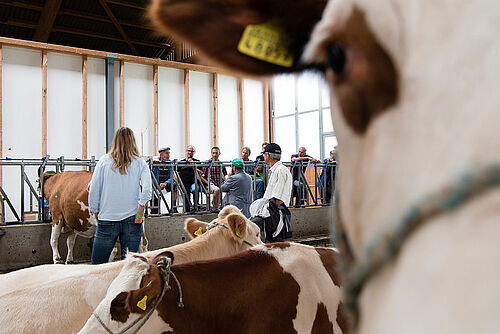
[249, 143, 293, 242]
[220, 158, 253, 217]
[152, 147, 178, 213]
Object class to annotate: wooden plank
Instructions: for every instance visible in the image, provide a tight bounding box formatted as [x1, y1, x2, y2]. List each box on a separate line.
[0, 37, 236, 75]
[238, 79, 244, 153]
[184, 69, 189, 146]
[153, 65, 158, 154]
[119, 60, 124, 127]
[263, 80, 270, 142]
[98, 0, 138, 55]
[0, 45, 2, 186]
[212, 73, 218, 146]
[82, 56, 88, 164]
[41, 51, 47, 156]
[33, 0, 63, 42]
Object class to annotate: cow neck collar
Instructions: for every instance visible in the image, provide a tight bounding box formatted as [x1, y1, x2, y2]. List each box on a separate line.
[338, 162, 500, 330]
[206, 221, 255, 247]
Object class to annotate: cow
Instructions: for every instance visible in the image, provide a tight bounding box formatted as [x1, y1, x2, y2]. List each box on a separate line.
[0, 205, 263, 334]
[40, 170, 147, 264]
[78, 242, 344, 334]
[149, 0, 500, 333]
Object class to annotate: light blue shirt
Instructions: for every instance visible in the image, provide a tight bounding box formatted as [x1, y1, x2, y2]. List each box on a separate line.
[89, 154, 152, 221]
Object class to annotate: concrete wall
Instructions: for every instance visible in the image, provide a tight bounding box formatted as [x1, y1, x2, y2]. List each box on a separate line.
[0, 206, 334, 272]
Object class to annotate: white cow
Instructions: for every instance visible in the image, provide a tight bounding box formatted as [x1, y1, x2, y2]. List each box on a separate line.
[149, 0, 500, 333]
[0, 206, 263, 334]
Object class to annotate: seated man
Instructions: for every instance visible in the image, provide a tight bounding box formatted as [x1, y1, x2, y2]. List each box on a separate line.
[203, 146, 227, 212]
[290, 146, 320, 207]
[253, 142, 269, 199]
[220, 158, 253, 217]
[151, 146, 178, 213]
[178, 145, 206, 213]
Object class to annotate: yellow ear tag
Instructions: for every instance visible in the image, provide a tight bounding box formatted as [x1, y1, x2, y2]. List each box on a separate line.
[137, 295, 147, 311]
[237, 22, 294, 67]
[194, 226, 203, 236]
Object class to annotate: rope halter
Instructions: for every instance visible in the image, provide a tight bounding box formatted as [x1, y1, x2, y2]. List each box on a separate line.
[92, 256, 183, 334]
[206, 221, 255, 247]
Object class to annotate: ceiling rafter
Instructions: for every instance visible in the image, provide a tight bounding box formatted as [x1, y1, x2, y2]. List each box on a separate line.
[33, 0, 62, 42]
[98, 0, 138, 55]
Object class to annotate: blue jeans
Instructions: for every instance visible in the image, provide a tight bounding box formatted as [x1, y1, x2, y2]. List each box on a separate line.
[255, 179, 264, 199]
[91, 215, 143, 264]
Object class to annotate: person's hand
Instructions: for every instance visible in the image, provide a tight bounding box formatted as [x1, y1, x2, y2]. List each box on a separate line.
[160, 182, 166, 190]
[135, 215, 144, 224]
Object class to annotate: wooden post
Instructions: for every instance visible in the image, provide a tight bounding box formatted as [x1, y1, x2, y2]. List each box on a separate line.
[82, 56, 88, 165]
[263, 80, 271, 142]
[119, 60, 124, 127]
[212, 73, 218, 146]
[238, 78, 244, 153]
[153, 64, 158, 154]
[184, 69, 189, 147]
[42, 50, 47, 156]
[0, 45, 2, 186]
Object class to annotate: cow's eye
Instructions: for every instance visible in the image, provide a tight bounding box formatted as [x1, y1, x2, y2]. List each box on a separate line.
[326, 43, 346, 75]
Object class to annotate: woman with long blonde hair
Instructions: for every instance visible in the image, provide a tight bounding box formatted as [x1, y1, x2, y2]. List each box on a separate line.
[88, 127, 152, 264]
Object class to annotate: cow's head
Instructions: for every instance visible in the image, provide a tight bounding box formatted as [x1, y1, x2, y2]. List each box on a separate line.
[37, 169, 57, 194]
[185, 205, 263, 246]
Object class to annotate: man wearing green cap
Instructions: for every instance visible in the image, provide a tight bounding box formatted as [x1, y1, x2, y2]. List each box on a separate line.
[220, 158, 253, 217]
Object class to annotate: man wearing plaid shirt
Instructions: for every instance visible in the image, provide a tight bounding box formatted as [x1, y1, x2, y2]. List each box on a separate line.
[203, 146, 227, 211]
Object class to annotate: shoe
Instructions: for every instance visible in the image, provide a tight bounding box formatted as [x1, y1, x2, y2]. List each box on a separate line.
[171, 208, 178, 214]
[210, 208, 220, 213]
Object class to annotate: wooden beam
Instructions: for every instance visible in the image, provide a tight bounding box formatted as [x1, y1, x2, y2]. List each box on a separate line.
[98, 0, 138, 56]
[0, 45, 2, 186]
[119, 60, 124, 127]
[153, 65, 158, 154]
[82, 56, 88, 163]
[105, 0, 146, 10]
[268, 81, 274, 142]
[4, 1, 43, 11]
[212, 73, 218, 146]
[41, 50, 47, 156]
[0, 36, 231, 75]
[263, 80, 271, 142]
[184, 69, 189, 146]
[238, 79, 244, 153]
[58, 8, 157, 30]
[33, 0, 62, 42]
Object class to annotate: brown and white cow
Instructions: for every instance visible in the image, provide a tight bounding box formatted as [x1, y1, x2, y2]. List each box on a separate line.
[78, 242, 344, 334]
[149, 0, 500, 333]
[41, 170, 147, 264]
[0, 205, 263, 334]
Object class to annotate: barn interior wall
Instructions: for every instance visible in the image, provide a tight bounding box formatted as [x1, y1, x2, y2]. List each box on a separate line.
[217, 74, 239, 160]
[0, 44, 269, 224]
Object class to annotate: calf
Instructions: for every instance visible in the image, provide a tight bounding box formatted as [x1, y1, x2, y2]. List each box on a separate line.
[41, 170, 147, 264]
[149, 0, 500, 332]
[79, 242, 345, 334]
[0, 206, 263, 334]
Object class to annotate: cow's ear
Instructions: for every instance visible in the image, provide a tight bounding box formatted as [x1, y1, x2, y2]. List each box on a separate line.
[148, 0, 327, 76]
[185, 218, 208, 238]
[110, 266, 163, 321]
[226, 213, 247, 240]
[217, 205, 241, 220]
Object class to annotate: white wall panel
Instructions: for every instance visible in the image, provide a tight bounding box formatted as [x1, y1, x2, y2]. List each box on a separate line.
[47, 52, 82, 160]
[87, 57, 106, 158]
[273, 74, 295, 117]
[243, 79, 264, 158]
[158, 67, 184, 160]
[2, 46, 43, 221]
[114, 60, 120, 134]
[274, 116, 296, 160]
[188, 71, 212, 161]
[298, 112, 320, 159]
[124, 62, 154, 157]
[217, 75, 239, 161]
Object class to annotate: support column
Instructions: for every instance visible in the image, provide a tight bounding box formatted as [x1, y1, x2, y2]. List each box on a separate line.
[105, 56, 116, 151]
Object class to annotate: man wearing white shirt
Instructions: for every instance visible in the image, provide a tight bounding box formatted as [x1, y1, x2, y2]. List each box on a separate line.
[250, 143, 293, 242]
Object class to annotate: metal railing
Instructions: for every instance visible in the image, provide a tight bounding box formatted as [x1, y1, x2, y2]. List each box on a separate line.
[0, 156, 337, 224]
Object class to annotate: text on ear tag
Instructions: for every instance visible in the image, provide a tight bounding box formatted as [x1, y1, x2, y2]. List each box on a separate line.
[237, 22, 294, 67]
